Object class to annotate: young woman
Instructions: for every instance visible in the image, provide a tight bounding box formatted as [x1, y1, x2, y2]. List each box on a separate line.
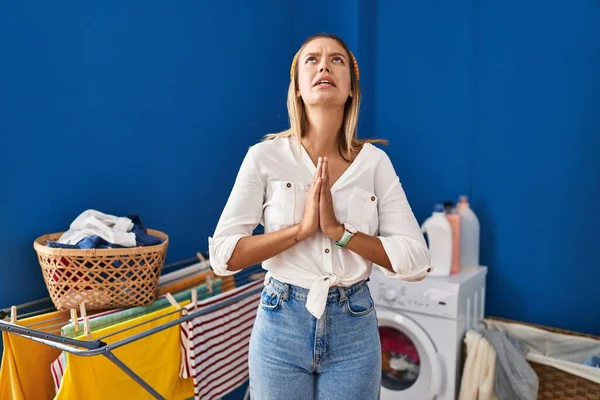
[209, 33, 431, 399]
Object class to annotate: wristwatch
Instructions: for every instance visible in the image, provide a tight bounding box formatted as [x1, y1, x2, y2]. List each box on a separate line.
[335, 223, 357, 249]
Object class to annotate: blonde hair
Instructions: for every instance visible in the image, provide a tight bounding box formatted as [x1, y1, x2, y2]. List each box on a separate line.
[262, 34, 388, 161]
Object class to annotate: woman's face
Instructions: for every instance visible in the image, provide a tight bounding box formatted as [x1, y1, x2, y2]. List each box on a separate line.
[296, 37, 353, 108]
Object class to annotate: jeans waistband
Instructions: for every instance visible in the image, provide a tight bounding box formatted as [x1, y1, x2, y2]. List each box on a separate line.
[267, 276, 369, 303]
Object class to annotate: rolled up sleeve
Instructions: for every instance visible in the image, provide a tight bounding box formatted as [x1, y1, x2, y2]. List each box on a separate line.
[208, 146, 265, 276]
[375, 153, 431, 280]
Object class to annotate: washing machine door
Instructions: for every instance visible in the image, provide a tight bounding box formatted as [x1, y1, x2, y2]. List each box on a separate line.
[377, 310, 444, 400]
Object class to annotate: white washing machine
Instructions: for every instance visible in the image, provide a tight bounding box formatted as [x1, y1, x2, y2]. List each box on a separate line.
[369, 266, 487, 400]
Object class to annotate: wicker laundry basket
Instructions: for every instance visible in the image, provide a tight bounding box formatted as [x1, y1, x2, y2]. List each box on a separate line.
[34, 230, 169, 311]
[464, 316, 600, 400]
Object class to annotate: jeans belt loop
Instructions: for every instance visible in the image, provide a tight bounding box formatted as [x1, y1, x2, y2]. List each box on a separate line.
[338, 287, 348, 304]
[282, 282, 290, 301]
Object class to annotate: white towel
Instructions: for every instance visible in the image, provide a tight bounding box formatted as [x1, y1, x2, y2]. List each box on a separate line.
[57, 209, 136, 247]
[459, 330, 497, 400]
[70, 209, 133, 231]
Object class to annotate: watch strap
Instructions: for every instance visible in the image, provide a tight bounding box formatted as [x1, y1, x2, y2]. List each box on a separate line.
[335, 226, 355, 248]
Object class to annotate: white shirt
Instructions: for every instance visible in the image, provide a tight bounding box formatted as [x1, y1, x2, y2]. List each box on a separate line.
[208, 136, 431, 319]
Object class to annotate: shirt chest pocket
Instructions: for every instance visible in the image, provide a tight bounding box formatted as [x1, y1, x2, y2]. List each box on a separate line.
[345, 187, 379, 235]
[265, 181, 310, 230]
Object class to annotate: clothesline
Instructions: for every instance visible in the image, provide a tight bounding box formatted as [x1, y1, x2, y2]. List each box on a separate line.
[0, 278, 263, 400]
[10, 261, 221, 335]
[1, 253, 264, 400]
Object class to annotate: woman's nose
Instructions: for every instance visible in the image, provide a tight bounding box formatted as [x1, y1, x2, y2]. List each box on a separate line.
[319, 66, 330, 73]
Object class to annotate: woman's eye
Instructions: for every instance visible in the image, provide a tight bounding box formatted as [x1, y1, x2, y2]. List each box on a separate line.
[332, 56, 344, 63]
[306, 56, 317, 63]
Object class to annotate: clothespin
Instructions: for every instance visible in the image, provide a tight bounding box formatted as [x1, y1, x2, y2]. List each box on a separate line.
[10, 306, 17, 324]
[79, 302, 91, 340]
[70, 309, 79, 333]
[196, 252, 210, 267]
[206, 274, 214, 294]
[191, 288, 198, 311]
[165, 293, 182, 310]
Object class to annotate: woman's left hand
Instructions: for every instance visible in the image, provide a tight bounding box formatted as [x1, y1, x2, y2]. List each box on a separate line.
[319, 157, 344, 241]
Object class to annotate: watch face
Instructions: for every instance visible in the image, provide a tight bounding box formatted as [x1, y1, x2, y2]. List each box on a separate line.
[344, 223, 358, 234]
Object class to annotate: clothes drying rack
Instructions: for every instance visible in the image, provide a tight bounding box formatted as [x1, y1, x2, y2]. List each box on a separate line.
[0, 256, 262, 400]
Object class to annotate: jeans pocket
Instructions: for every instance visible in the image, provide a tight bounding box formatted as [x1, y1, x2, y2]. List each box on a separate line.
[260, 287, 282, 311]
[345, 287, 375, 317]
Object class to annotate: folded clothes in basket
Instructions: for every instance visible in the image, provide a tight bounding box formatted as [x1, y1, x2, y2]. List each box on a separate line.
[46, 210, 163, 249]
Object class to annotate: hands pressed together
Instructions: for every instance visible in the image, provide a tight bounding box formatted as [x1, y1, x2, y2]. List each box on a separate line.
[298, 157, 345, 243]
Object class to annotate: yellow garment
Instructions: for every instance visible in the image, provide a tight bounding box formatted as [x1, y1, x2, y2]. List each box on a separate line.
[0, 311, 71, 400]
[55, 302, 193, 400]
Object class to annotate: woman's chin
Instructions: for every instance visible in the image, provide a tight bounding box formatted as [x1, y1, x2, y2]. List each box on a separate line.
[304, 94, 346, 108]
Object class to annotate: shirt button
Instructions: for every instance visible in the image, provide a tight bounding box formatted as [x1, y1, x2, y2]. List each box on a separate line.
[324, 248, 330, 254]
[371, 196, 376, 201]
[286, 183, 292, 188]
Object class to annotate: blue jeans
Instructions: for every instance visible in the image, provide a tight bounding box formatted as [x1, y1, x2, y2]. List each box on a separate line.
[248, 277, 382, 399]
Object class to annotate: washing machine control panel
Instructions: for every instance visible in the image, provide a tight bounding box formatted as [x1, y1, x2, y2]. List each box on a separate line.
[370, 275, 459, 318]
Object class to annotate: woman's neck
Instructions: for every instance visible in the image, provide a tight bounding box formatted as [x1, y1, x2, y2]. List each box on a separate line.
[302, 106, 344, 156]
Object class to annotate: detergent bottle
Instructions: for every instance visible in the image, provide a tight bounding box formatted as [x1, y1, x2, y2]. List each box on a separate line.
[444, 201, 461, 274]
[420, 204, 453, 276]
[456, 195, 480, 268]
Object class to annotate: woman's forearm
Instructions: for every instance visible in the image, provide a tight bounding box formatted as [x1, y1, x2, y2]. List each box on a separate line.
[225, 225, 306, 272]
[326, 225, 429, 281]
[326, 224, 393, 272]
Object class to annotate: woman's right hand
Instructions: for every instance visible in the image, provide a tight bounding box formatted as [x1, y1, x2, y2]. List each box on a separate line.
[297, 157, 323, 241]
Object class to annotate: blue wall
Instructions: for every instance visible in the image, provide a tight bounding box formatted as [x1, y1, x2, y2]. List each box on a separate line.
[474, 1, 600, 335]
[1, 0, 598, 354]
[375, 0, 600, 335]
[0, 1, 292, 307]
